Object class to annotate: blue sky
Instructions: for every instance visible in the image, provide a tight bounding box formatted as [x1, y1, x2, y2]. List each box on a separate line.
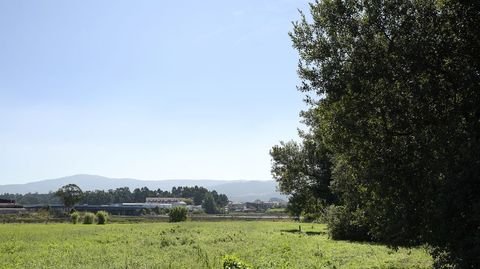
[0, 0, 310, 184]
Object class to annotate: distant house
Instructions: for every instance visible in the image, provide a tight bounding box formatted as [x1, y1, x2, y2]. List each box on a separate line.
[146, 197, 183, 203]
[227, 202, 245, 212]
[146, 197, 187, 207]
[227, 202, 258, 213]
[186, 205, 203, 212]
[24, 197, 192, 216]
[0, 199, 16, 207]
[226, 199, 286, 213]
[0, 199, 26, 214]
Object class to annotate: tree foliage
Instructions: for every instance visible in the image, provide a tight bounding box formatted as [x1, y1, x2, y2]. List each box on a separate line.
[270, 137, 336, 218]
[222, 255, 252, 269]
[202, 193, 218, 214]
[96, 210, 108, 225]
[55, 184, 83, 210]
[273, 0, 480, 268]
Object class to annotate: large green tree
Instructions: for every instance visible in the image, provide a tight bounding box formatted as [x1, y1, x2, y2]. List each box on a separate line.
[275, 0, 480, 268]
[270, 136, 336, 218]
[55, 184, 84, 211]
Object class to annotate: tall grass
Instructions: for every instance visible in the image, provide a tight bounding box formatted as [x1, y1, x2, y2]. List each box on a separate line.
[83, 212, 95, 224]
[70, 211, 80, 224]
[96, 211, 108, 225]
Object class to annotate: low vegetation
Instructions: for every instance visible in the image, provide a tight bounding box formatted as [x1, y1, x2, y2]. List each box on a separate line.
[83, 212, 95, 224]
[70, 211, 80, 224]
[96, 211, 108, 225]
[0, 221, 431, 268]
[223, 255, 252, 269]
[169, 206, 188, 222]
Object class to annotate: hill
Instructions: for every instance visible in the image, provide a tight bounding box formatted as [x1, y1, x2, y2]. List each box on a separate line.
[0, 174, 285, 202]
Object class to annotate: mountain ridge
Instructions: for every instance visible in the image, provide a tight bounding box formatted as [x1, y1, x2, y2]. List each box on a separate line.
[0, 174, 285, 202]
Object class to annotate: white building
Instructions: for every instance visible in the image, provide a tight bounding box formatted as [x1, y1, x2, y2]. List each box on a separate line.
[145, 197, 187, 207]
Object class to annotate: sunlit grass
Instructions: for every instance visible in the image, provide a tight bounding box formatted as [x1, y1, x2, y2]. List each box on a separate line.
[0, 221, 432, 269]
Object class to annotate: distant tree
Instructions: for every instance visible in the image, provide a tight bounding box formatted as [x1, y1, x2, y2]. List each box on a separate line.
[192, 192, 204, 205]
[215, 194, 229, 208]
[202, 193, 218, 214]
[110, 187, 132, 203]
[0, 192, 60, 205]
[81, 190, 111, 205]
[55, 184, 83, 211]
[5, 184, 230, 213]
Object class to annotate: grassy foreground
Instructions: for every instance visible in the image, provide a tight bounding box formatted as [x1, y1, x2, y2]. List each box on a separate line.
[0, 221, 431, 269]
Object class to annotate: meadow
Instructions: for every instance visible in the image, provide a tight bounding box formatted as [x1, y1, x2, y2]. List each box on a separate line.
[0, 221, 432, 269]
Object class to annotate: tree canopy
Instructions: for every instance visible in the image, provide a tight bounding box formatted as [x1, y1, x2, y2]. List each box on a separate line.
[55, 184, 84, 210]
[202, 193, 218, 214]
[3, 185, 229, 210]
[270, 137, 335, 218]
[272, 0, 479, 268]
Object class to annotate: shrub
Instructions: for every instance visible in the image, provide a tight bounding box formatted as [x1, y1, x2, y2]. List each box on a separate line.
[302, 212, 322, 223]
[96, 210, 108, 225]
[70, 211, 80, 224]
[169, 206, 187, 222]
[154, 207, 170, 215]
[141, 208, 151, 215]
[222, 255, 251, 269]
[324, 205, 371, 241]
[83, 212, 95, 224]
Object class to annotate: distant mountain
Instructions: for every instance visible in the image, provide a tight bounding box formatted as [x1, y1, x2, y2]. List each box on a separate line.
[212, 181, 284, 202]
[0, 174, 286, 202]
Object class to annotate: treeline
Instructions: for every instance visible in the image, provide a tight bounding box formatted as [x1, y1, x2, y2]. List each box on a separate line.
[0, 185, 229, 209]
[0, 192, 59, 205]
[272, 1, 480, 269]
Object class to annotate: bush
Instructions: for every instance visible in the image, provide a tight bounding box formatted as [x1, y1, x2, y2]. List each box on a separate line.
[141, 208, 151, 215]
[324, 205, 371, 241]
[302, 212, 322, 223]
[96, 211, 108, 225]
[70, 211, 80, 224]
[83, 212, 95, 224]
[168, 206, 187, 222]
[222, 255, 251, 269]
[153, 207, 170, 215]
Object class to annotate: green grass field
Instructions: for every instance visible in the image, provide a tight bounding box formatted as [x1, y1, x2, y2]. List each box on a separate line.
[0, 221, 432, 269]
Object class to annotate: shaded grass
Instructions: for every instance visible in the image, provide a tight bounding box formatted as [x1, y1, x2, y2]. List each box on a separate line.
[0, 222, 432, 269]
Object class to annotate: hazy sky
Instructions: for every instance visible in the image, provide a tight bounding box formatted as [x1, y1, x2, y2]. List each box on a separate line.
[0, 0, 310, 184]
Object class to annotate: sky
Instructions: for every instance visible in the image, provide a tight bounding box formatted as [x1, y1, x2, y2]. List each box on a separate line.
[0, 0, 311, 184]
